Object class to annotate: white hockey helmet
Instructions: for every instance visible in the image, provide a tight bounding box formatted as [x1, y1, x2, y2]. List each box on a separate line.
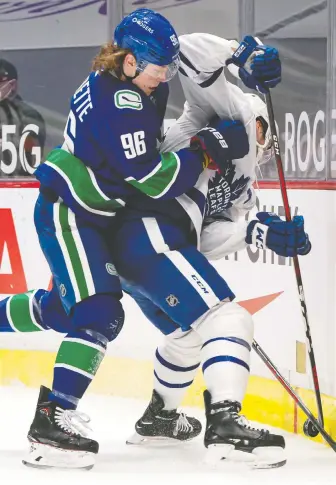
[244, 93, 273, 165]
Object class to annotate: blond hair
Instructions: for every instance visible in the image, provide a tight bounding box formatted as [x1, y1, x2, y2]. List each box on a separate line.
[91, 42, 132, 77]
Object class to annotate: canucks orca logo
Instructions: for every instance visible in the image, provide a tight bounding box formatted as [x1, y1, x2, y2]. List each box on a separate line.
[206, 161, 250, 216]
[114, 90, 143, 110]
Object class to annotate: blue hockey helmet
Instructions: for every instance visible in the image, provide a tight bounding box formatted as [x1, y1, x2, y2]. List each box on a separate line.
[114, 9, 180, 82]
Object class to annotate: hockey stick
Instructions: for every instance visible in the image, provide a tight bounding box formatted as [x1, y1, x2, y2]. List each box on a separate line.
[252, 339, 336, 452]
[264, 91, 325, 432]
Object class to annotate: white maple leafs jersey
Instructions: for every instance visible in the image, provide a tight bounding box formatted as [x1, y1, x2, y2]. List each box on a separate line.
[161, 33, 258, 259]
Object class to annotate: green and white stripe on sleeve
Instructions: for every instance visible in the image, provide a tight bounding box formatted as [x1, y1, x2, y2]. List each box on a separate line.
[43, 149, 125, 216]
[125, 151, 181, 198]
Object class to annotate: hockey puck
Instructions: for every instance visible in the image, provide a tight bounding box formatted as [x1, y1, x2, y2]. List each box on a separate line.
[303, 419, 319, 438]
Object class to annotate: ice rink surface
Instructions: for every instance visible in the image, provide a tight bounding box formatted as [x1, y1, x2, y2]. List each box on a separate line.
[1, 386, 335, 485]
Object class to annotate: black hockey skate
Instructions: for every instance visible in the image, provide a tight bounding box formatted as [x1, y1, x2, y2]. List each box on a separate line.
[23, 385, 98, 469]
[127, 390, 202, 444]
[203, 390, 286, 469]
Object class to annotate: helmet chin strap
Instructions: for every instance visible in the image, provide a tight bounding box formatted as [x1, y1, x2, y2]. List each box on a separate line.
[121, 64, 140, 82]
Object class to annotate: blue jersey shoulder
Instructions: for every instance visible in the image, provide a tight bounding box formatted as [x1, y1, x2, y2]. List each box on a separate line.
[65, 71, 167, 171]
[89, 71, 168, 130]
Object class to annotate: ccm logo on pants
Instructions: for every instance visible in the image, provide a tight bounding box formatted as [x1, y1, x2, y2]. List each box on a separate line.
[191, 274, 210, 294]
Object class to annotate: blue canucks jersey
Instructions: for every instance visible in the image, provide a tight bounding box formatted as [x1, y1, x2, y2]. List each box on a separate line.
[34, 71, 204, 226]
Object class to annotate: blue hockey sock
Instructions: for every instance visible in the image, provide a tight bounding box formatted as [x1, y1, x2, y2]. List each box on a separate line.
[49, 294, 124, 410]
[49, 328, 107, 410]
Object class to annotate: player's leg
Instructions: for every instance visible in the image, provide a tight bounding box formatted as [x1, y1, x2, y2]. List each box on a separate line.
[129, 290, 200, 409]
[0, 290, 50, 333]
[113, 216, 285, 467]
[24, 194, 124, 469]
[122, 284, 202, 443]
[0, 285, 72, 334]
[192, 301, 285, 468]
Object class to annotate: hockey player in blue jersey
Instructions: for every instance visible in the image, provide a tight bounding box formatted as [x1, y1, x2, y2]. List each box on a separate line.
[20, 9, 253, 469]
[0, 25, 291, 469]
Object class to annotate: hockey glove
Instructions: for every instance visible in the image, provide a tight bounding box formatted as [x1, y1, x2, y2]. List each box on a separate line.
[191, 119, 249, 174]
[245, 212, 311, 257]
[227, 36, 281, 94]
[250, 45, 281, 88]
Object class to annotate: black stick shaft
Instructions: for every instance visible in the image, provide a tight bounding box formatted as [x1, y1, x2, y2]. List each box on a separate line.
[265, 91, 324, 428]
[252, 340, 336, 452]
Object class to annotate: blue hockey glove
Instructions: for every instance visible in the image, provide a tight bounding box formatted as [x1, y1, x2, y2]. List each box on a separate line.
[227, 36, 281, 94]
[250, 45, 281, 88]
[191, 119, 249, 173]
[245, 212, 311, 257]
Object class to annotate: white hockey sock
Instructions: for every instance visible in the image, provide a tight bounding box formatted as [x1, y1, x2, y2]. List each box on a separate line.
[192, 301, 254, 404]
[153, 328, 202, 410]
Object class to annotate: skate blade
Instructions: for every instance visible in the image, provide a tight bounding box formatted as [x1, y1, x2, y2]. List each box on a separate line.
[251, 446, 286, 469]
[204, 444, 286, 469]
[22, 441, 96, 470]
[126, 431, 146, 445]
[126, 431, 189, 446]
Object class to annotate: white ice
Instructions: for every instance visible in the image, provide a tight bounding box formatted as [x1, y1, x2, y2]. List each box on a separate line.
[0, 386, 335, 485]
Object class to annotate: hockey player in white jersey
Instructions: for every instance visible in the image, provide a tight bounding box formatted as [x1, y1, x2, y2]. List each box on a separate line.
[112, 34, 311, 469]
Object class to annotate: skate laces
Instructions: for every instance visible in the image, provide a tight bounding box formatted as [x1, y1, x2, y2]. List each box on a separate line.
[234, 413, 254, 429]
[173, 413, 194, 436]
[54, 408, 92, 437]
[233, 413, 268, 434]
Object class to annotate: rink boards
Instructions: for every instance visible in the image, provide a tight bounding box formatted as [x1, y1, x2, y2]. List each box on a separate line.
[0, 182, 335, 444]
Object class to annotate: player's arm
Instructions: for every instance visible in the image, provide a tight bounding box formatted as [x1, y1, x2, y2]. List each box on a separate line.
[179, 33, 281, 94]
[95, 100, 249, 199]
[95, 108, 205, 200]
[178, 32, 248, 102]
[201, 185, 311, 259]
[179, 33, 238, 74]
[178, 33, 255, 144]
[226, 35, 282, 94]
[161, 101, 214, 152]
[200, 183, 256, 259]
